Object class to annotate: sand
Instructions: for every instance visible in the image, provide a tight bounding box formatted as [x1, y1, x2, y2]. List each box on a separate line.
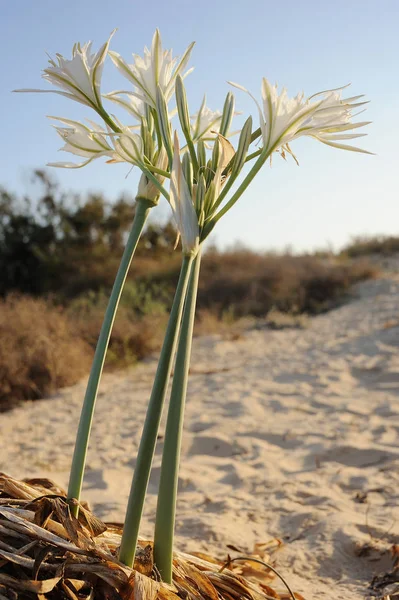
[1, 274, 399, 599]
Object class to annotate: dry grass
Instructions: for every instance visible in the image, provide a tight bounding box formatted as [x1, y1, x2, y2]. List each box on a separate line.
[0, 473, 303, 600]
[0, 295, 92, 411]
[198, 250, 376, 317]
[0, 251, 377, 410]
[0, 295, 166, 411]
[69, 301, 166, 368]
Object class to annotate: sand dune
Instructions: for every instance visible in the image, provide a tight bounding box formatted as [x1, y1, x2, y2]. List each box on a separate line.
[1, 275, 399, 599]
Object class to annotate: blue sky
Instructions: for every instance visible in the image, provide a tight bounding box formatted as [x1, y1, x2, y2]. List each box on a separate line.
[1, 0, 397, 252]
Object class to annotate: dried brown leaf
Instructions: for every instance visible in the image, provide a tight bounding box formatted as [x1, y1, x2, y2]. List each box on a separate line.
[188, 552, 222, 566]
[61, 579, 81, 600]
[216, 135, 236, 172]
[73, 500, 107, 538]
[121, 570, 161, 600]
[0, 507, 90, 555]
[0, 476, 42, 501]
[205, 571, 253, 600]
[0, 572, 61, 592]
[259, 583, 279, 599]
[23, 477, 66, 496]
[173, 560, 219, 600]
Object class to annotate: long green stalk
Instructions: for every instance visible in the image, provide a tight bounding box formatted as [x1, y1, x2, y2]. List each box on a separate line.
[118, 254, 194, 567]
[153, 251, 202, 582]
[67, 197, 153, 513]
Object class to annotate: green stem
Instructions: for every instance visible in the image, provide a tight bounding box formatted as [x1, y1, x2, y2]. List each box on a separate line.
[185, 136, 200, 178]
[143, 164, 171, 179]
[153, 251, 202, 583]
[151, 108, 164, 153]
[96, 104, 122, 133]
[118, 255, 194, 568]
[67, 198, 153, 513]
[245, 148, 262, 163]
[202, 148, 272, 240]
[250, 126, 262, 143]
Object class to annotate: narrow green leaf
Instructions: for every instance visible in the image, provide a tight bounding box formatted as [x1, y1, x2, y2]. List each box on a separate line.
[230, 115, 253, 177]
[197, 140, 206, 173]
[175, 76, 199, 177]
[210, 138, 220, 174]
[219, 92, 235, 137]
[182, 152, 193, 197]
[141, 118, 155, 159]
[195, 173, 206, 212]
[203, 179, 217, 214]
[205, 159, 214, 187]
[156, 85, 173, 164]
[175, 75, 191, 134]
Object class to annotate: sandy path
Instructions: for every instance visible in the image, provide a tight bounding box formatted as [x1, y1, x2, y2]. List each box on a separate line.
[1, 276, 399, 599]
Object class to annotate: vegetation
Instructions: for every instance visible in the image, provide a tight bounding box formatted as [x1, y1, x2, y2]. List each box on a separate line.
[0, 172, 376, 410]
[341, 235, 399, 258]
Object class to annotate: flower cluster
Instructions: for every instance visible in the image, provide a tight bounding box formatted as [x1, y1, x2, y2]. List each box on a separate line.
[16, 32, 116, 110]
[15, 29, 371, 251]
[47, 117, 114, 168]
[230, 79, 371, 156]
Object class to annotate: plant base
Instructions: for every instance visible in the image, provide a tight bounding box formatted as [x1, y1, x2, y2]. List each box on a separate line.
[0, 474, 301, 599]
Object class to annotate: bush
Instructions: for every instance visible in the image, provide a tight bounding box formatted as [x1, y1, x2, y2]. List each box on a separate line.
[68, 294, 166, 368]
[342, 235, 399, 258]
[0, 294, 168, 410]
[196, 250, 376, 317]
[0, 295, 92, 411]
[0, 171, 177, 299]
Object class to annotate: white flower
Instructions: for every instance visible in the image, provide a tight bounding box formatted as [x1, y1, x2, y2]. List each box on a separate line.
[47, 117, 113, 168]
[191, 97, 222, 143]
[112, 131, 144, 165]
[137, 147, 168, 201]
[230, 79, 371, 155]
[15, 31, 115, 110]
[103, 91, 146, 121]
[170, 133, 199, 255]
[109, 29, 194, 109]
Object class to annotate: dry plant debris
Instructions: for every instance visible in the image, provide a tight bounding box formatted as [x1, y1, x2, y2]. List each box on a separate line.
[0, 474, 304, 600]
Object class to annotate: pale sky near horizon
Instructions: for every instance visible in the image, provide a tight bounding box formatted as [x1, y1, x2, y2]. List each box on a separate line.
[1, 0, 397, 252]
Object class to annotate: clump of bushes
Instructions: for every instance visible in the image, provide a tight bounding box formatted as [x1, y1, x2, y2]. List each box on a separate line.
[0, 170, 178, 299]
[342, 235, 399, 258]
[197, 250, 376, 317]
[68, 288, 167, 368]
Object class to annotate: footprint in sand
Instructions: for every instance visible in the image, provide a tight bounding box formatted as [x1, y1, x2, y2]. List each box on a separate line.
[189, 435, 247, 458]
[318, 446, 398, 468]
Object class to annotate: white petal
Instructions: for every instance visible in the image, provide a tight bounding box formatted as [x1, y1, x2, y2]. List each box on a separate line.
[313, 136, 374, 154]
[47, 158, 94, 168]
[14, 88, 89, 106]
